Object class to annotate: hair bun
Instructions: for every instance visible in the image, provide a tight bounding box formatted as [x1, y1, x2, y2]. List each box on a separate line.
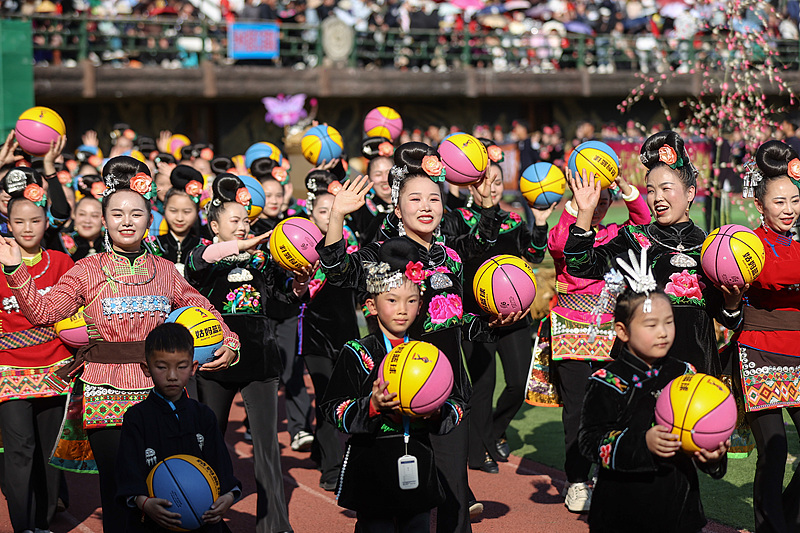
[379, 237, 421, 272]
[362, 136, 393, 160]
[305, 169, 336, 193]
[756, 140, 799, 178]
[3, 167, 41, 198]
[393, 141, 438, 175]
[212, 173, 244, 204]
[250, 157, 279, 181]
[170, 164, 203, 190]
[639, 130, 689, 170]
[211, 156, 234, 176]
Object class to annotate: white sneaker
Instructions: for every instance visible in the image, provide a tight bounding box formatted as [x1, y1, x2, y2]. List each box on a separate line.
[564, 482, 592, 513]
[291, 431, 314, 452]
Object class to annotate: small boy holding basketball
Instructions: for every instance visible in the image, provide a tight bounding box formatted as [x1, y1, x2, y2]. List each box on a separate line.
[116, 323, 241, 532]
[321, 239, 467, 533]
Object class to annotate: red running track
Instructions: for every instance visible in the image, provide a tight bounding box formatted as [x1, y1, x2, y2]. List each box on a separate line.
[0, 387, 748, 533]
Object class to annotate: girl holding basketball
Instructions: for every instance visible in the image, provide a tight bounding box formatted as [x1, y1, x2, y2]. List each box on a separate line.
[578, 249, 729, 533]
[564, 130, 745, 375]
[733, 140, 800, 533]
[439, 141, 552, 474]
[321, 238, 466, 533]
[184, 173, 313, 533]
[0, 167, 75, 533]
[547, 169, 650, 512]
[318, 141, 522, 533]
[0, 156, 239, 532]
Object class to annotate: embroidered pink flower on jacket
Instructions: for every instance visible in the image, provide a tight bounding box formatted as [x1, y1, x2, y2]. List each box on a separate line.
[593, 368, 608, 378]
[434, 266, 450, 274]
[429, 294, 463, 324]
[509, 211, 522, 223]
[405, 261, 425, 284]
[443, 246, 461, 263]
[308, 278, 323, 298]
[633, 232, 651, 249]
[599, 443, 612, 467]
[335, 399, 353, 422]
[664, 269, 706, 301]
[461, 209, 474, 220]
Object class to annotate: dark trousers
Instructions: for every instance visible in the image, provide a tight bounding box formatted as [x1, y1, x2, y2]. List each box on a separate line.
[355, 510, 430, 533]
[746, 406, 800, 533]
[463, 327, 531, 466]
[86, 427, 126, 533]
[553, 359, 597, 483]
[197, 375, 292, 533]
[301, 353, 342, 484]
[276, 316, 312, 438]
[0, 395, 64, 533]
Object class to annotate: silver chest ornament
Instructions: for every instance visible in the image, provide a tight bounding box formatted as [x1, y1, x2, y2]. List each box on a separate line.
[429, 272, 453, 290]
[669, 245, 698, 268]
[228, 267, 254, 283]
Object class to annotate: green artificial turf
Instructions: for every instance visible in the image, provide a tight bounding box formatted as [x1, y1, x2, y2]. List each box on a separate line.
[497, 356, 800, 532]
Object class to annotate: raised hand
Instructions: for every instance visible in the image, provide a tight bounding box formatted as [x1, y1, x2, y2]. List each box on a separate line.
[43, 135, 67, 176]
[532, 202, 558, 226]
[0, 131, 21, 167]
[331, 174, 372, 217]
[156, 130, 172, 154]
[567, 168, 602, 213]
[0, 237, 22, 268]
[471, 176, 495, 208]
[82, 129, 99, 147]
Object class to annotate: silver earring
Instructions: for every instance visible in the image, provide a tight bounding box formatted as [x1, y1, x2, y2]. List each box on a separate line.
[398, 219, 406, 237]
[760, 213, 766, 229]
[434, 225, 441, 238]
[103, 231, 111, 252]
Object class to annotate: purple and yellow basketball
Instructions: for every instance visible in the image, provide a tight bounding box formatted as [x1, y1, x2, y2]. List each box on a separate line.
[654, 373, 737, 453]
[268, 216, 323, 270]
[169, 134, 191, 160]
[701, 224, 764, 288]
[146, 454, 221, 531]
[363, 106, 403, 142]
[15, 107, 66, 156]
[473, 255, 537, 316]
[438, 133, 489, 185]
[380, 341, 454, 417]
[54, 307, 89, 348]
[567, 140, 619, 188]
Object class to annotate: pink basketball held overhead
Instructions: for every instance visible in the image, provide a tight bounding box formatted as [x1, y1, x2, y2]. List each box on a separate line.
[438, 132, 489, 186]
[380, 341, 454, 417]
[15, 106, 66, 156]
[654, 373, 737, 454]
[363, 106, 403, 142]
[701, 224, 765, 288]
[473, 255, 538, 316]
[268, 216, 323, 271]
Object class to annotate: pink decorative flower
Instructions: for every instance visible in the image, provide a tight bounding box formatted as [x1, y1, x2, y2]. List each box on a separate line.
[594, 368, 608, 378]
[435, 266, 450, 274]
[57, 170, 72, 185]
[61, 234, 76, 250]
[335, 399, 353, 421]
[200, 147, 214, 161]
[462, 210, 474, 220]
[444, 246, 461, 263]
[509, 211, 522, 223]
[405, 261, 425, 284]
[360, 350, 374, 371]
[185, 180, 203, 198]
[235, 187, 251, 207]
[378, 142, 394, 157]
[501, 223, 510, 230]
[346, 244, 359, 254]
[421, 155, 444, 178]
[428, 295, 451, 324]
[130, 172, 152, 196]
[90, 181, 106, 199]
[789, 158, 800, 180]
[487, 145, 503, 163]
[633, 232, 651, 249]
[327, 180, 343, 195]
[599, 443, 612, 467]
[23, 183, 45, 203]
[664, 269, 706, 302]
[271, 167, 288, 183]
[308, 278, 323, 298]
[658, 145, 677, 166]
[445, 294, 463, 318]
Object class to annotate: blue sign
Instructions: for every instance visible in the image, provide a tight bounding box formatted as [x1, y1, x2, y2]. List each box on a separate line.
[228, 22, 280, 60]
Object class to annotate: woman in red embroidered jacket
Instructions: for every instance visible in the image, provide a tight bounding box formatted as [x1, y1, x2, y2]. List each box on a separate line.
[735, 140, 800, 533]
[0, 171, 75, 533]
[0, 156, 239, 533]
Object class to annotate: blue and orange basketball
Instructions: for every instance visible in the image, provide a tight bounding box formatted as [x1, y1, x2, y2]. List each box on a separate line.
[239, 174, 266, 220]
[380, 341, 454, 417]
[268, 216, 323, 271]
[146, 454, 221, 532]
[15, 106, 66, 156]
[54, 307, 89, 348]
[438, 132, 489, 185]
[654, 373, 737, 453]
[701, 224, 765, 288]
[473, 255, 537, 316]
[244, 141, 283, 170]
[567, 140, 619, 189]
[363, 106, 403, 142]
[166, 306, 224, 364]
[520, 162, 566, 208]
[149, 210, 169, 237]
[301, 125, 344, 165]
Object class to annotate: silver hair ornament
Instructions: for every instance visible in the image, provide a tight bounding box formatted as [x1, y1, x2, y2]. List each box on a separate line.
[615, 247, 657, 313]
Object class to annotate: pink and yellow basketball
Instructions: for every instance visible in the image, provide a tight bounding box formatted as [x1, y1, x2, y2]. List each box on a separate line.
[567, 140, 619, 188]
[268, 216, 324, 271]
[169, 134, 191, 160]
[147, 454, 221, 532]
[363, 106, 403, 142]
[654, 373, 737, 453]
[301, 125, 344, 165]
[15, 106, 66, 156]
[520, 162, 566, 208]
[438, 133, 488, 185]
[54, 307, 88, 348]
[473, 255, 537, 316]
[165, 306, 224, 364]
[380, 341, 454, 417]
[701, 224, 764, 288]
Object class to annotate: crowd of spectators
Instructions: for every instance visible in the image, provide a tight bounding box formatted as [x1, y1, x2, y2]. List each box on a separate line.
[9, 0, 800, 71]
